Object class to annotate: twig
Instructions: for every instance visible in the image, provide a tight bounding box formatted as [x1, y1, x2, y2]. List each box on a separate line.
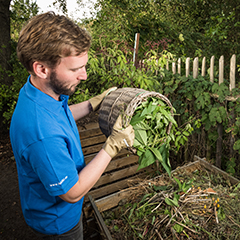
[151, 200, 164, 212]
[174, 206, 186, 223]
[156, 214, 169, 228]
[214, 206, 219, 224]
[179, 187, 192, 199]
[203, 214, 213, 226]
[165, 202, 188, 228]
[155, 229, 164, 240]
[137, 193, 158, 210]
[166, 209, 178, 228]
[172, 219, 198, 234]
[227, 215, 240, 228]
[182, 196, 210, 203]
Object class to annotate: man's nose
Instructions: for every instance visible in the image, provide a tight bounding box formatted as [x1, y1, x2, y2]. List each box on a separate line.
[78, 67, 87, 80]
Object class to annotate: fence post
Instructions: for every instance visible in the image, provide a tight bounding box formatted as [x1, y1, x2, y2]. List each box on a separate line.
[216, 55, 224, 168]
[229, 54, 236, 166]
[230, 54, 236, 91]
[172, 61, 176, 74]
[201, 57, 206, 77]
[210, 56, 215, 82]
[186, 57, 190, 77]
[178, 58, 181, 75]
[219, 55, 224, 84]
[206, 56, 215, 161]
[193, 57, 198, 78]
[166, 60, 169, 70]
[133, 33, 140, 68]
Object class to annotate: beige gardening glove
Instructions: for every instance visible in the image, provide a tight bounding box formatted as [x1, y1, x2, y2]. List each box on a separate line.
[103, 115, 135, 158]
[89, 87, 117, 111]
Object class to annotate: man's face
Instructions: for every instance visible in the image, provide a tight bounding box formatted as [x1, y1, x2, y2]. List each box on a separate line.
[49, 51, 88, 96]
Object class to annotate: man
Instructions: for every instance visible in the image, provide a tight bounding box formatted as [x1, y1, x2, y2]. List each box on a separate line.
[10, 12, 134, 239]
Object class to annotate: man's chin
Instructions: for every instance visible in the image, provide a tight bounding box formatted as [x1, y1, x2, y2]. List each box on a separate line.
[67, 86, 78, 96]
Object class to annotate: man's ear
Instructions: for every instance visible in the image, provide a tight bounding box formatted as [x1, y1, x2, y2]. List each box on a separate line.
[32, 61, 50, 78]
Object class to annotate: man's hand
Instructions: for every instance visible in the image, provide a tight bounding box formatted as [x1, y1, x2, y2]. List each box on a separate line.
[103, 115, 135, 158]
[89, 87, 117, 111]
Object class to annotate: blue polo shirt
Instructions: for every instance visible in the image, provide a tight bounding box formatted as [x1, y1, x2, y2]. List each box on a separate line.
[10, 76, 85, 235]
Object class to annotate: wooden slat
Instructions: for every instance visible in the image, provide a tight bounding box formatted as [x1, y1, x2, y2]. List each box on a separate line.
[88, 155, 139, 174]
[84, 188, 135, 217]
[104, 155, 139, 172]
[194, 156, 239, 185]
[219, 55, 224, 84]
[185, 57, 190, 77]
[85, 166, 155, 202]
[178, 58, 181, 75]
[79, 127, 103, 139]
[81, 135, 106, 148]
[166, 60, 169, 70]
[133, 33, 140, 68]
[93, 164, 140, 188]
[172, 61, 176, 74]
[193, 57, 198, 79]
[210, 55, 215, 82]
[78, 122, 99, 131]
[89, 195, 113, 240]
[201, 57, 206, 77]
[230, 54, 236, 91]
[82, 143, 103, 155]
[84, 149, 133, 163]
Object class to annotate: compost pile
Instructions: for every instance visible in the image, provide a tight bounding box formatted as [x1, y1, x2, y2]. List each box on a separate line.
[102, 162, 240, 240]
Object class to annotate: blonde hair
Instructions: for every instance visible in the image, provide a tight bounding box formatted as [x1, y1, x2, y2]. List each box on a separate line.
[17, 12, 91, 74]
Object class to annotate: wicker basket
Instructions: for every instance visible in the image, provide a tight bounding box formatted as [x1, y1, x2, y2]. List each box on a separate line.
[98, 88, 174, 138]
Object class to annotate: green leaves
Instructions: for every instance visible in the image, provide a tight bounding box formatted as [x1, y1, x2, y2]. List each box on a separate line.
[173, 177, 192, 193]
[130, 97, 177, 174]
[165, 193, 180, 207]
[137, 149, 156, 171]
[209, 106, 227, 126]
[131, 96, 193, 175]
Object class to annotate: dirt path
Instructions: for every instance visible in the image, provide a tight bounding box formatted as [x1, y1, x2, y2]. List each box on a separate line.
[0, 135, 39, 239]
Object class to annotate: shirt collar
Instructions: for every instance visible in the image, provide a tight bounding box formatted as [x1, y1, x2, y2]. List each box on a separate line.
[24, 75, 69, 114]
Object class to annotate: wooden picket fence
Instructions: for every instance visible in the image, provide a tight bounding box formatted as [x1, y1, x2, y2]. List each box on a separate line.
[168, 55, 236, 91]
[166, 54, 237, 169]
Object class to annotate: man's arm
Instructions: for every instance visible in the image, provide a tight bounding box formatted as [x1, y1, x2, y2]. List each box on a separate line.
[59, 149, 111, 203]
[69, 100, 92, 121]
[69, 87, 117, 121]
[59, 115, 135, 203]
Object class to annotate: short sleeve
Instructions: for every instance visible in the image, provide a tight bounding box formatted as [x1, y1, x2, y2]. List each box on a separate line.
[22, 137, 80, 196]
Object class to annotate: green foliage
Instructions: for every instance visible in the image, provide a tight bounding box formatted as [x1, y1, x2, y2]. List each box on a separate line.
[130, 97, 193, 175]
[173, 177, 192, 193]
[225, 158, 236, 176]
[165, 193, 180, 207]
[0, 53, 29, 124]
[156, 68, 240, 176]
[10, 0, 39, 41]
[0, 1, 39, 126]
[84, 44, 173, 95]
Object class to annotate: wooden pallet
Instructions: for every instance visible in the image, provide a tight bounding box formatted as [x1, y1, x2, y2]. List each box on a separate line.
[79, 122, 156, 206]
[79, 121, 157, 239]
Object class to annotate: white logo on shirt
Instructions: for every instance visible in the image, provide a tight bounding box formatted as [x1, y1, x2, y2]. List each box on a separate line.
[49, 176, 68, 187]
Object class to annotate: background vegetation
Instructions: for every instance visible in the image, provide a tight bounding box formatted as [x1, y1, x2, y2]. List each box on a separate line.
[1, 0, 240, 176]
